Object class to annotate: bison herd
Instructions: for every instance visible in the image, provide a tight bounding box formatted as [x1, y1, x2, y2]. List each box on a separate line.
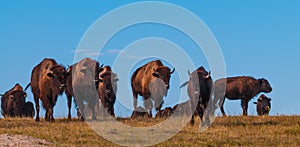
[1, 58, 273, 124]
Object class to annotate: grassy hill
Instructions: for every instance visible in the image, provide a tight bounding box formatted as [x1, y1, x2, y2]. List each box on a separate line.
[0, 116, 299, 146]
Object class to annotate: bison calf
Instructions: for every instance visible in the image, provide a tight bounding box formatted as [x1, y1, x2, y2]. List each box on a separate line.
[254, 94, 271, 116]
[131, 106, 147, 118]
[155, 107, 173, 118]
[22, 102, 35, 118]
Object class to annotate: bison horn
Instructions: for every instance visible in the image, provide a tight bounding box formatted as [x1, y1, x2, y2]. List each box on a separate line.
[170, 68, 175, 74]
[205, 71, 211, 79]
[100, 64, 104, 68]
[66, 66, 71, 73]
[188, 70, 191, 76]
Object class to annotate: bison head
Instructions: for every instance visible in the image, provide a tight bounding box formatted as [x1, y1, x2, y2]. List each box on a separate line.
[7, 90, 27, 117]
[152, 66, 175, 89]
[47, 65, 67, 92]
[100, 71, 118, 100]
[188, 67, 212, 101]
[254, 94, 271, 116]
[258, 78, 272, 93]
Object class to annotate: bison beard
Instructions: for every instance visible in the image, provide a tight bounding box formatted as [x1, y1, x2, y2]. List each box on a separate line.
[213, 76, 272, 116]
[30, 58, 67, 122]
[131, 60, 175, 117]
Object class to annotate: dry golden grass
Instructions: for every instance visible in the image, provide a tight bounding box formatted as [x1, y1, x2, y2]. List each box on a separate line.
[0, 116, 299, 146]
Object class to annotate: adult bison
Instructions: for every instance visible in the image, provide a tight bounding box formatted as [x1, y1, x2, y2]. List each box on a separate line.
[254, 94, 271, 116]
[213, 76, 272, 116]
[1, 90, 27, 117]
[131, 60, 175, 117]
[181, 66, 213, 125]
[98, 66, 118, 117]
[30, 58, 67, 121]
[72, 58, 103, 120]
[1, 83, 24, 117]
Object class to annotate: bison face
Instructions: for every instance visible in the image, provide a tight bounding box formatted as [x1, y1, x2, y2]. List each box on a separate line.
[259, 78, 272, 93]
[152, 66, 175, 89]
[188, 67, 212, 99]
[7, 90, 26, 117]
[47, 65, 67, 92]
[100, 72, 118, 99]
[254, 94, 271, 115]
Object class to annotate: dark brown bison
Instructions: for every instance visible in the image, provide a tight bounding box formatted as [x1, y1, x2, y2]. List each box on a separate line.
[181, 66, 213, 125]
[155, 107, 173, 118]
[254, 94, 271, 116]
[214, 76, 272, 116]
[1, 83, 24, 117]
[30, 58, 67, 121]
[72, 58, 103, 120]
[131, 106, 147, 118]
[131, 60, 175, 117]
[1, 90, 27, 117]
[22, 101, 35, 118]
[65, 59, 103, 120]
[98, 66, 118, 117]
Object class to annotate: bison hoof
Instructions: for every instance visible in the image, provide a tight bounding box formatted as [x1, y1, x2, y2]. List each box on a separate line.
[35, 117, 40, 122]
[190, 120, 195, 125]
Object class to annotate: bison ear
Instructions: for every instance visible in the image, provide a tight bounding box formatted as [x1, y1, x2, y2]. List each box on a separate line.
[47, 71, 54, 78]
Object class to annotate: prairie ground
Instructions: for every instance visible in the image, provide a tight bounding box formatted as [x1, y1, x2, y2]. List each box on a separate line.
[0, 116, 299, 146]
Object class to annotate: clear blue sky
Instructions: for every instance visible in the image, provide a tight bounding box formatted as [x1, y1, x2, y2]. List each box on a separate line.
[1, 1, 299, 118]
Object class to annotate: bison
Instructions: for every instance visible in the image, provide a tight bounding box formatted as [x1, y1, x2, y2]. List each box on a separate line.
[1, 90, 27, 117]
[172, 100, 192, 116]
[131, 60, 175, 117]
[30, 58, 67, 121]
[155, 107, 173, 118]
[98, 66, 118, 117]
[181, 66, 213, 125]
[254, 94, 271, 116]
[1, 83, 24, 117]
[72, 58, 103, 120]
[22, 101, 35, 118]
[131, 106, 147, 118]
[213, 76, 272, 116]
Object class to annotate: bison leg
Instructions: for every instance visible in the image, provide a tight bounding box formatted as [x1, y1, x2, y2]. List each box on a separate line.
[190, 114, 195, 125]
[89, 101, 97, 120]
[133, 92, 138, 111]
[219, 97, 226, 116]
[144, 99, 153, 118]
[76, 99, 85, 121]
[66, 93, 72, 120]
[33, 94, 40, 121]
[241, 99, 249, 116]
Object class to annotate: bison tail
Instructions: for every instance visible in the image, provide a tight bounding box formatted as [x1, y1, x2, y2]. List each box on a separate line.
[179, 81, 189, 89]
[24, 83, 31, 91]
